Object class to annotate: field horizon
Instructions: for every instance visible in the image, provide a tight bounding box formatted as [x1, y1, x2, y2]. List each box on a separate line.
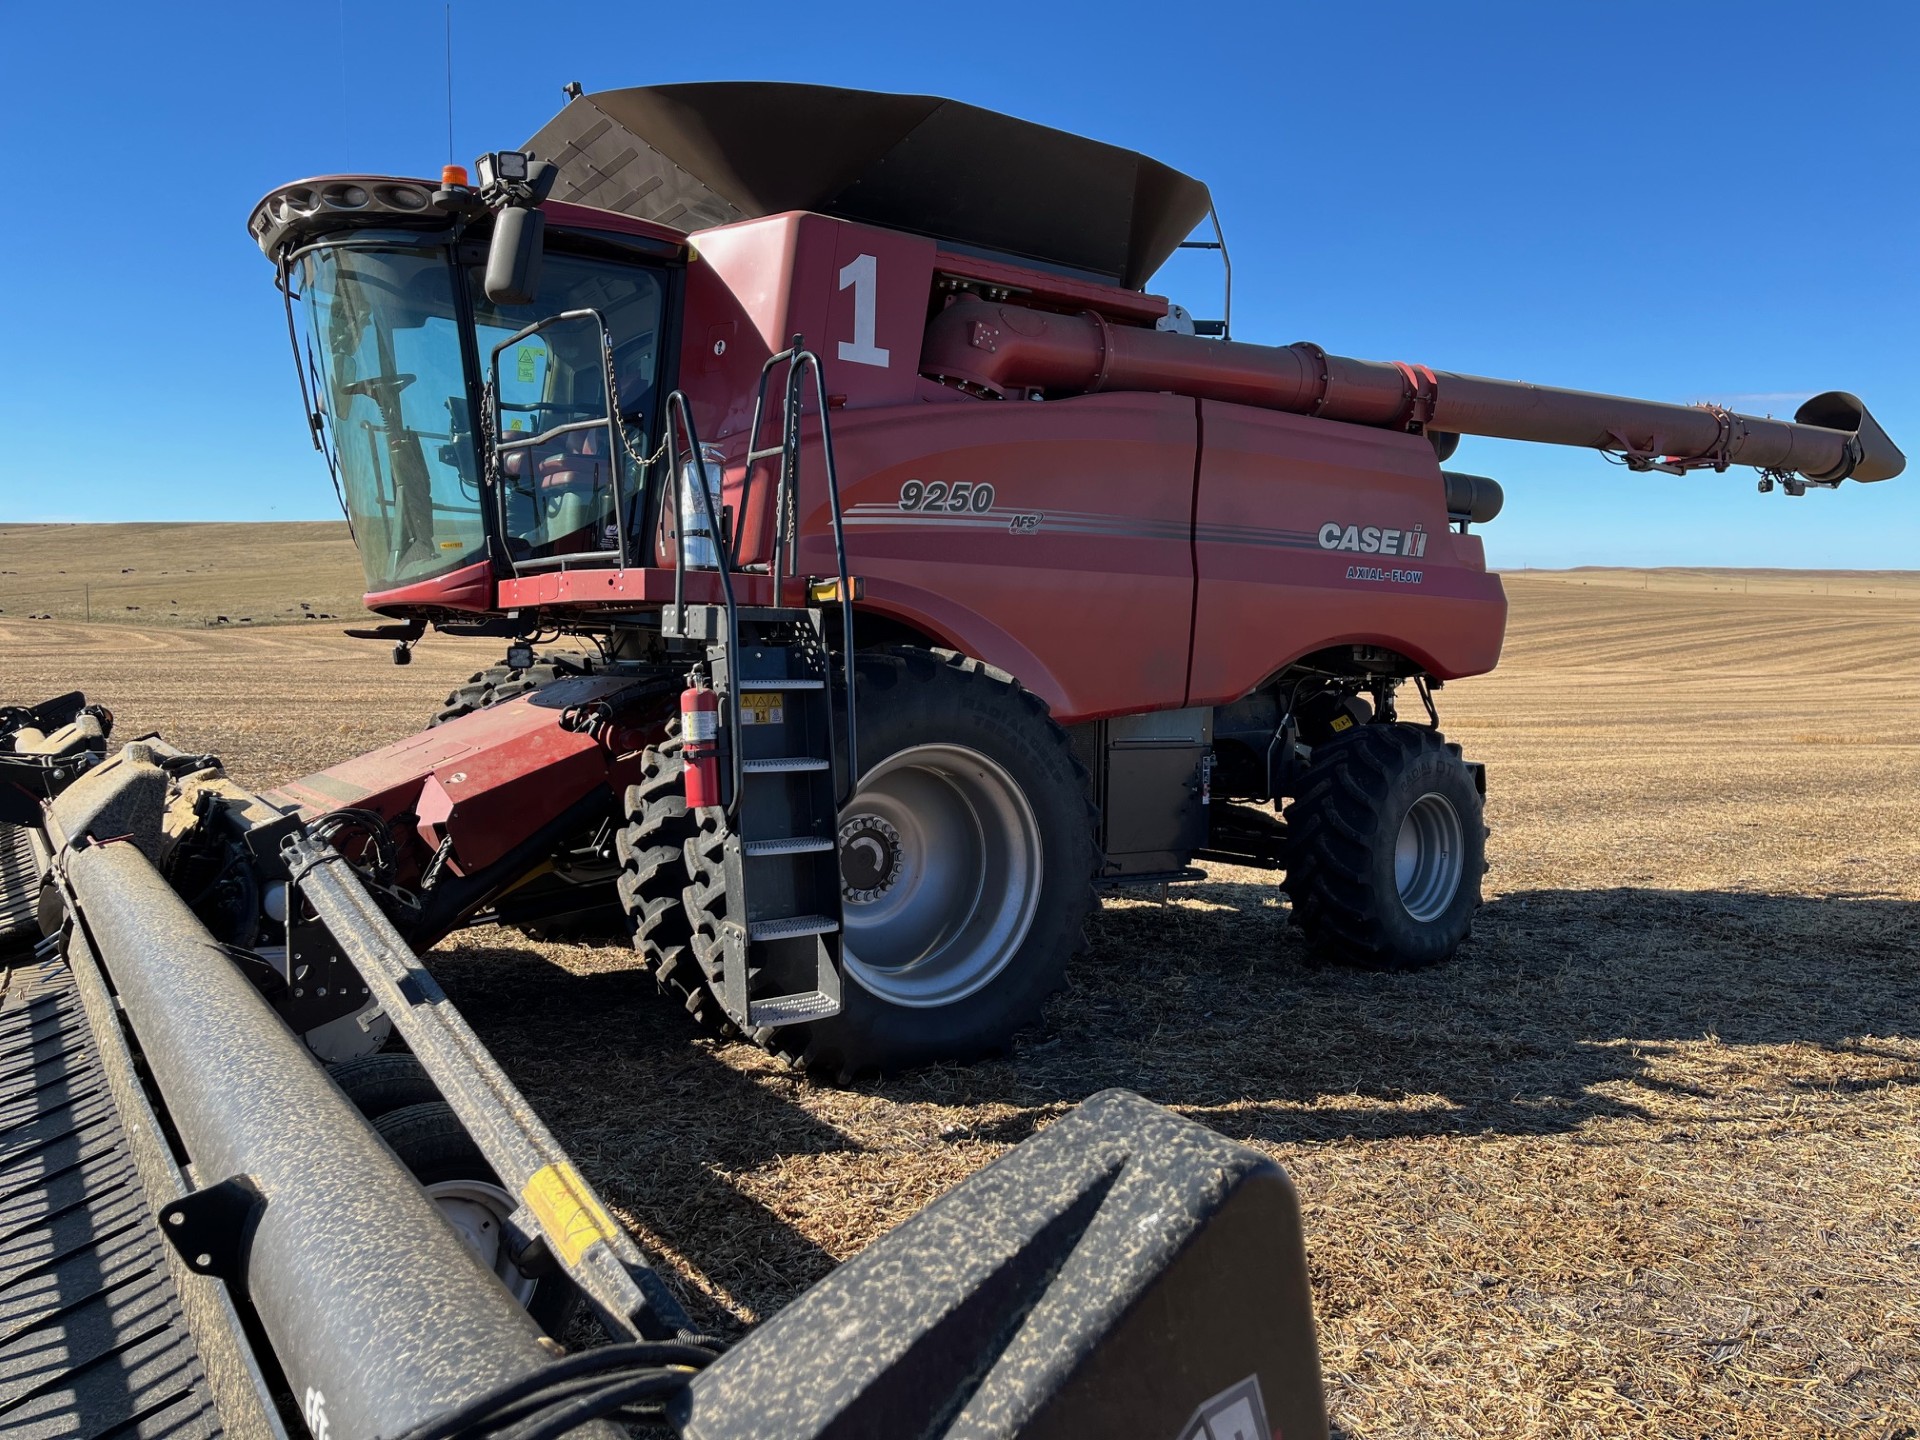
[5, 520, 1919, 630]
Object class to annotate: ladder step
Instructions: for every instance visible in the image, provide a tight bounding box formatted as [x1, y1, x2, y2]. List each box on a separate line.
[747, 914, 841, 943]
[736, 678, 825, 691]
[743, 836, 837, 857]
[741, 757, 830, 774]
[748, 990, 842, 1027]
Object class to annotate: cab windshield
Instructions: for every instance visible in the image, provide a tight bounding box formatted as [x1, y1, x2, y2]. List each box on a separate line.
[294, 239, 666, 592]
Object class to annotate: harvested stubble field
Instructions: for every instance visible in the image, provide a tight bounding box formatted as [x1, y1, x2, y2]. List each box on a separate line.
[4, 534, 1917, 1438]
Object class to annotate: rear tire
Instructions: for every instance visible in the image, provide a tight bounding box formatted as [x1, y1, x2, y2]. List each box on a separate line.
[1282, 722, 1486, 968]
[429, 651, 598, 727]
[373, 1101, 580, 1335]
[684, 647, 1098, 1079]
[327, 1052, 440, 1118]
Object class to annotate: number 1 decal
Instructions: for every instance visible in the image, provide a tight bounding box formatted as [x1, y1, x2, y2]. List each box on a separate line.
[837, 254, 891, 368]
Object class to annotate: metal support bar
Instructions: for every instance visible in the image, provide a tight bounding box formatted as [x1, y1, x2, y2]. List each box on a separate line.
[1176, 201, 1234, 340]
[60, 841, 600, 1440]
[282, 833, 696, 1343]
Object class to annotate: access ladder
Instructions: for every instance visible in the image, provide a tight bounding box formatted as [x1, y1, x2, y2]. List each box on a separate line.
[660, 339, 858, 1032]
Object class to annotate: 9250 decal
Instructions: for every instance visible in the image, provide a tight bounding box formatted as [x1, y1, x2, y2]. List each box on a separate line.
[899, 479, 997, 513]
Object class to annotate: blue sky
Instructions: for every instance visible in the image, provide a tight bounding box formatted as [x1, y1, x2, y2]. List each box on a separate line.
[1, 1, 1912, 567]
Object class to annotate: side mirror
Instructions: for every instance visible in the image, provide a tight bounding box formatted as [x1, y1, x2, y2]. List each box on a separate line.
[485, 206, 546, 306]
[480, 157, 558, 307]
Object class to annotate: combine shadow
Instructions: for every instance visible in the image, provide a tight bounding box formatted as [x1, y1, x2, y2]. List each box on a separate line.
[421, 884, 1919, 1324]
[423, 941, 851, 1329]
[936, 883, 1920, 1149]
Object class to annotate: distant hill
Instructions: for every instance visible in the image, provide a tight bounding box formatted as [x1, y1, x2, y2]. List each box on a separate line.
[0, 522, 377, 628]
[1496, 566, 1920, 600]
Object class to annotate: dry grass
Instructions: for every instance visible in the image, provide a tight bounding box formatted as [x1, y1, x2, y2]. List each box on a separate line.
[7, 554, 1920, 1438]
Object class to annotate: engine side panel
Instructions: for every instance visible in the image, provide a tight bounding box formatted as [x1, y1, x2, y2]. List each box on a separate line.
[789, 392, 1200, 723]
[1189, 402, 1507, 703]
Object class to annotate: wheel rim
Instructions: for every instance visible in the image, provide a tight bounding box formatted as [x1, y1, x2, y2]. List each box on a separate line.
[837, 744, 1042, 1008]
[1393, 791, 1465, 923]
[426, 1179, 539, 1306]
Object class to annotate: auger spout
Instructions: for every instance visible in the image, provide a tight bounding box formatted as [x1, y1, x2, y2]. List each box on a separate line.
[920, 298, 1904, 485]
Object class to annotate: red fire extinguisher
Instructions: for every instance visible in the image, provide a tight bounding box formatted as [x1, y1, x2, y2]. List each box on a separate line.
[681, 677, 722, 809]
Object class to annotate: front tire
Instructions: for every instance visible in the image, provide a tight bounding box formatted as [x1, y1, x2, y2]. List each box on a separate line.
[686, 648, 1098, 1078]
[1282, 723, 1486, 968]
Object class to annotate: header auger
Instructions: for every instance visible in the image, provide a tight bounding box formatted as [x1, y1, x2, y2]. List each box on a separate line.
[3, 80, 1899, 1439]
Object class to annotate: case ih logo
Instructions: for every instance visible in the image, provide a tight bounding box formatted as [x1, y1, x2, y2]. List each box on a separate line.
[1318, 521, 1429, 558]
[1172, 1374, 1275, 1440]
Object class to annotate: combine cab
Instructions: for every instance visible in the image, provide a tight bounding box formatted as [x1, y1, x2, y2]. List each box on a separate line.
[0, 80, 1901, 1439]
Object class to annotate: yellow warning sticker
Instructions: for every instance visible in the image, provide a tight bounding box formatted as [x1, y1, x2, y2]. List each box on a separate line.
[522, 1162, 620, 1267]
[1329, 714, 1354, 732]
[739, 692, 785, 726]
[515, 345, 544, 383]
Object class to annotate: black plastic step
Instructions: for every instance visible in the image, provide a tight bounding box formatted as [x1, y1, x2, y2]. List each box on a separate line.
[746, 915, 840, 943]
[742, 837, 836, 857]
[741, 757, 830, 775]
[747, 991, 841, 1027]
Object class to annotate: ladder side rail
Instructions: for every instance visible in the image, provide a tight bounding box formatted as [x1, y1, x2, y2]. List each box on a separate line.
[779, 339, 807, 600]
[769, 347, 794, 605]
[662, 389, 749, 817]
[793, 348, 859, 804]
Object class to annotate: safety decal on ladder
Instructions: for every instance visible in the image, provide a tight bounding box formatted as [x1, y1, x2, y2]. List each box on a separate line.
[739, 693, 785, 726]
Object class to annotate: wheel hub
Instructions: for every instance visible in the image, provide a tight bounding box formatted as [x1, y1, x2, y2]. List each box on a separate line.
[426, 1178, 538, 1306]
[1393, 791, 1466, 923]
[839, 815, 904, 903]
[837, 743, 1043, 1009]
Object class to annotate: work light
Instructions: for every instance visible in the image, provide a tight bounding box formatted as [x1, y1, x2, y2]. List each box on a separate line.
[475, 150, 531, 188]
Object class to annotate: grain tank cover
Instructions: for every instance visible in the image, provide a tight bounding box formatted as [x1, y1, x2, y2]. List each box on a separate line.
[525, 82, 1212, 289]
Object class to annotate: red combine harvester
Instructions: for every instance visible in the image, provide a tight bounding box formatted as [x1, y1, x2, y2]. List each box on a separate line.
[212, 79, 1898, 1078]
[0, 83, 1902, 1440]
